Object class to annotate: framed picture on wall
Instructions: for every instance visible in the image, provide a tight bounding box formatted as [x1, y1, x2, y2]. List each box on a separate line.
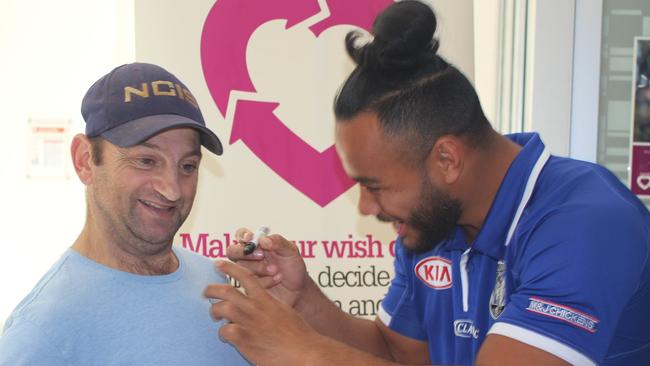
[26, 119, 71, 180]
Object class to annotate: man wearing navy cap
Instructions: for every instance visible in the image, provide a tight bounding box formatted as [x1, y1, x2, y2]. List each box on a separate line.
[0, 63, 248, 365]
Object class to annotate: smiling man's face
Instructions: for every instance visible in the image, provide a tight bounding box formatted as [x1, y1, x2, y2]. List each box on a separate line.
[88, 127, 202, 255]
[335, 112, 461, 253]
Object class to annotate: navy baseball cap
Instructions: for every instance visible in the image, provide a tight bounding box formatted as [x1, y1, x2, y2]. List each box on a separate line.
[81, 62, 223, 155]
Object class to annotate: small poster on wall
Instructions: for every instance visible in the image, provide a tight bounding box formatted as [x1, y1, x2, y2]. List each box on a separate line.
[630, 37, 650, 196]
[26, 119, 71, 179]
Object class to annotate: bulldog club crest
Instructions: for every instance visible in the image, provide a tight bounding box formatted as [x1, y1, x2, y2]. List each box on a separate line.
[489, 260, 506, 319]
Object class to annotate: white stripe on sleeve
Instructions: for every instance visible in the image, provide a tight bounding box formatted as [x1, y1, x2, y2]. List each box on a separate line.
[488, 322, 596, 366]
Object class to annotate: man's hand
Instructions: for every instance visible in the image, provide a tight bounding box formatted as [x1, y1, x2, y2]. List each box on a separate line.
[205, 260, 323, 366]
[227, 228, 308, 307]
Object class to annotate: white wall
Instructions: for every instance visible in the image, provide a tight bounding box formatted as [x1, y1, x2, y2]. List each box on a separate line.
[524, 0, 576, 156]
[132, 0, 476, 318]
[473, 0, 500, 125]
[0, 0, 134, 329]
[570, 0, 603, 163]
[432, 0, 475, 81]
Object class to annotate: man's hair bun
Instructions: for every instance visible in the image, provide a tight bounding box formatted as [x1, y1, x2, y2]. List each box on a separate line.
[345, 0, 439, 73]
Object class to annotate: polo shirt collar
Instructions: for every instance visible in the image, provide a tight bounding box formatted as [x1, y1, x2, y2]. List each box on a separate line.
[469, 132, 547, 259]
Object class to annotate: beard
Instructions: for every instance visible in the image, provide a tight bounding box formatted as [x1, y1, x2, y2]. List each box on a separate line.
[401, 177, 462, 254]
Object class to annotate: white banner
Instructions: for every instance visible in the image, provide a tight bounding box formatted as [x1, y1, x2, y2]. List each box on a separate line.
[134, 0, 473, 317]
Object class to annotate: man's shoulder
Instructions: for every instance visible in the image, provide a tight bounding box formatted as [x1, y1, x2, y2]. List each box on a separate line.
[0, 315, 67, 365]
[530, 157, 648, 223]
[8, 251, 79, 310]
[175, 244, 219, 267]
[174, 245, 229, 283]
[513, 159, 650, 273]
[2, 251, 85, 347]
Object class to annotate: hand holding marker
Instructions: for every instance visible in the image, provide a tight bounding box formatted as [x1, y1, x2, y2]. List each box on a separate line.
[207, 226, 269, 304]
[243, 226, 270, 255]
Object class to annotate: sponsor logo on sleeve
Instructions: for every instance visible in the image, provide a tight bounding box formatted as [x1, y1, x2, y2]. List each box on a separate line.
[414, 256, 452, 289]
[453, 319, 480, 339]
[526, 297, 599, 333]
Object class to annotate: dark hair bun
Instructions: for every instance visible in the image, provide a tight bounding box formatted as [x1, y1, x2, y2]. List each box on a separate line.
[346, 1, 439, 73]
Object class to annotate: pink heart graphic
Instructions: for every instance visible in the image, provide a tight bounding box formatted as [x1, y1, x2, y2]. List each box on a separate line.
[637, 174, 650, 191]
[200, 0, 392, 207]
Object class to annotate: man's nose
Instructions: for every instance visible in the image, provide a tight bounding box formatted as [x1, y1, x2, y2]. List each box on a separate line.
[358, 186, 381, 216]
[153, 167, 182, 202]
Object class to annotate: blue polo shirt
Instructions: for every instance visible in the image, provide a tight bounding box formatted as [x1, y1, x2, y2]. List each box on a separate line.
[379, 133, 650, 365]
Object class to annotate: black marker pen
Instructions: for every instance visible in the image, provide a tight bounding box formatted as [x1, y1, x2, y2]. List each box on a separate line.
[243, 226, 270, 255]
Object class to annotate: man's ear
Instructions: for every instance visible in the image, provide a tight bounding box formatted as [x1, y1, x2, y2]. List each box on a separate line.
[71, 134, 94, 185]
[425, 135, 464, 185]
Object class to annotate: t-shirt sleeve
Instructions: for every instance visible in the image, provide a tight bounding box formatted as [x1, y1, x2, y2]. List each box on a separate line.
[379, 240, 427, 341]
[0, 317, 67, 366]
[489, 206, 648, 365]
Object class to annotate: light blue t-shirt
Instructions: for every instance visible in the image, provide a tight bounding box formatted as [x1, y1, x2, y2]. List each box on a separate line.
[0, 247, 249, 365]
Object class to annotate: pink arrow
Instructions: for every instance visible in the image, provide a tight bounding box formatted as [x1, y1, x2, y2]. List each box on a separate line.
[201, 0, 321, 117]
[309, 0, 393, 36]
[230, 100, 355, 207]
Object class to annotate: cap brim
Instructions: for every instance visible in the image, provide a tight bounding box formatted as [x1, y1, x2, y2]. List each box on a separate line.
[100, 114, 223, 155]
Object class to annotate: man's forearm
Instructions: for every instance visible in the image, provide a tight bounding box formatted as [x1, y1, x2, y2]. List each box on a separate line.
[294, 277, 392, 360]
[302, 332, 401, 366]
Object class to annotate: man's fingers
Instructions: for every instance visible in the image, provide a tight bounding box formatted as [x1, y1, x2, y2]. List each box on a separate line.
[257, 274, 282, 289]
[258, 234, 300, 258]
[204, 280, 261, 325]
[229, 227, 259, 259]
[228, 227, 264, 261]
[226, 243, 264, 261]
[235, 227, 253, 242]
[224, 258, 279, 278]
[216, 260, 267, 298]
[229, 229, 300, 262]
[218, 322, 250, 348]
[209, 296, 248, 324]
[204, 282, 245, 303]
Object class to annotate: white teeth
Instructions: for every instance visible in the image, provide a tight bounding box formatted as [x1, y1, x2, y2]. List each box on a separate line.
[142, 200, 169, 210]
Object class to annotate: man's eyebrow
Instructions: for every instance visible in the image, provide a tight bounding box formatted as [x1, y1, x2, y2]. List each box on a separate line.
[139, 142, 161, 151]
[353, 176, 380, 185]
